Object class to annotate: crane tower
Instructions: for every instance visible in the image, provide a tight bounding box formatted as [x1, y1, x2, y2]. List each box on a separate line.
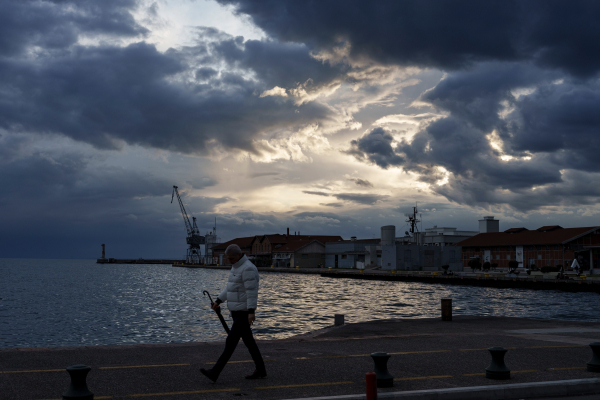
[171, 186, 205, 264]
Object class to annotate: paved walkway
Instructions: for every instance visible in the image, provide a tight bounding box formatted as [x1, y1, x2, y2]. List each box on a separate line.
[1, 316, 600, 399]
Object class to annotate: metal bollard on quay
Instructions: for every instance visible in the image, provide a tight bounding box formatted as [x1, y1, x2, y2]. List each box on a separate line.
[334, 314, 345, 326]
[485, 347, 511, 380]
[62, 364, 94, 400]
[587, 342, 600, 372]
[441, 298, 452, 321]
[371, 352, 393, 388]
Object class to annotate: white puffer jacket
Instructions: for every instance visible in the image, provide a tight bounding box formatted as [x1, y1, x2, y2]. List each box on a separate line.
[217, 255, 259, 312]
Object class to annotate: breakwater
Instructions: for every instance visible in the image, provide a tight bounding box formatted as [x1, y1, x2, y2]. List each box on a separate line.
[97, 258, 182, 264]
[179, 264, 600, 294]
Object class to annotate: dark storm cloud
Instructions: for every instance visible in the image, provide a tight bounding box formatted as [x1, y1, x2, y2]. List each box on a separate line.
[348, 178, 373, 188]
[303, 190, 330, 197]
[185, 177, 218, 189]
[0, 40, 333, 154]
[195, 67, 218, 80]
[0, 0, 146, 56]
[346, 62, 600, 211]
[248, 172, 279, 178]
[0, 145, 230, 258]
[344, 127, 404, 169]
[212, 36, 348, 89]
[220, 0, 600, 77]
[0, 150, 167, 203]
[508, 82, 600, 171]
[0, 2, 344, 156]
[304, 188, 387, 205]
[294, 211, 344, 220]
[320, 202, 343, 208]
[333, 193, 389, 205]
[421, 63, 558, 133]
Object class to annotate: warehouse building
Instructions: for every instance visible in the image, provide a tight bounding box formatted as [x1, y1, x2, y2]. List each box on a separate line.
[457, 224, 600, 271]
[324, 238, 381, 269]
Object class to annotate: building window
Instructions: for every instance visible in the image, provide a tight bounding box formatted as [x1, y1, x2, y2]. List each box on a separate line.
[302, 254, 308, 259]
[507, 254, 511, 260]
[341, 255, 347, 259]
[463, 254, 468, 259]
[555, 245, 560, 250]
[536, 246, 541, 251]
[538, 254, 542, 260]
[496, 255, 500, 260]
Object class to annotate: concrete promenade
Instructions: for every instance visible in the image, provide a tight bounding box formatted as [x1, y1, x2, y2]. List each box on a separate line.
[2, 316, 600, 399]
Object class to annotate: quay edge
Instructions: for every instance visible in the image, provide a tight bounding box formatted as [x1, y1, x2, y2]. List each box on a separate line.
[172, 263, 600, 293]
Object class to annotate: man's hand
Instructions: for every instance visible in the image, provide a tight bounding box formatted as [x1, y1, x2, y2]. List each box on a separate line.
[211, 302, 220, 311]
[248, 313, 255, 326]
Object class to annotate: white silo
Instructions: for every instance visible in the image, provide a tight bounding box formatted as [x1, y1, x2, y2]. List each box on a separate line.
[381, 225, 396, 246]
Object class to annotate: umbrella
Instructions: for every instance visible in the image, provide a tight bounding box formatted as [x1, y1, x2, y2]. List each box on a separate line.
[203, 290, 230, 334]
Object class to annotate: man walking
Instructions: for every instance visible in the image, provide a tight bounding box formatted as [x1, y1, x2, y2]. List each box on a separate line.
[201, 244, 267, 382]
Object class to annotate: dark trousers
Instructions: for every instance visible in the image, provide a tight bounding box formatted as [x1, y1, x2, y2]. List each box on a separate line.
[212, 311, 265, 376]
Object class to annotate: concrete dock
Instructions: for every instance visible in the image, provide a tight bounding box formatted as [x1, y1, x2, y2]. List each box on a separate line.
[175, 264, 600, 293]
[2, 316, 600, 399]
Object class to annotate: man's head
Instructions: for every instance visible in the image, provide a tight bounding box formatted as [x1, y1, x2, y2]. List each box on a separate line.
[224, 244, 243, 264]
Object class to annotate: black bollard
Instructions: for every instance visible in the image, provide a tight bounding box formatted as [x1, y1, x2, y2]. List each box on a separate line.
[485, 347, 510, 380]
[334, 314, 345, 326]
[587, 342, 600, 372]
[63, 365, 94, 400]
[371, 352, 393, 388]
[441, 299, 452, 321]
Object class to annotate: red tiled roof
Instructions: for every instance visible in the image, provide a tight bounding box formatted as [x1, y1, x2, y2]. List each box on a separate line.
[268, 235, 342, 252]
[262, 234, 289, 244]
[273, 239, 325, 252]
[504, 227, 528, 233]
[537, 225, 563, 232]
[456, 226, 598, 247]
[212, 236, 255, 251]
[214, 234, 343, 252]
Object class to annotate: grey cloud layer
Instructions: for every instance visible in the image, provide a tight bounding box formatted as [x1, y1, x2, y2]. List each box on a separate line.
[0, 0, 146, 56]
[220, 0, 600, 213]
[0, 3, 345, 156]
[0, 40, 332, 154]
[303, 190, 388, 205]
[346, 63, 600, 211]
[220, 0, 600, 77]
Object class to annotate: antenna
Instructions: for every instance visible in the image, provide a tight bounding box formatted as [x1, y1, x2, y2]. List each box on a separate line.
[404, 202, 420, 234]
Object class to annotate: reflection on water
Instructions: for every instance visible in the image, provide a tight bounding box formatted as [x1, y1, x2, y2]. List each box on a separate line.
[1, 259, 599, 348]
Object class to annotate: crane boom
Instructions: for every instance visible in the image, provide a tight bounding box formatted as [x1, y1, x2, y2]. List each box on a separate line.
[172, 186, 194, 236]
[172, 185, 205, 264]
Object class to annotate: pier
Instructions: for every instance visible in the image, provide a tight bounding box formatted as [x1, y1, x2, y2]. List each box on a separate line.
[3, 316, 600, 399]
[175, 264, 600, 294]
[97, 258, 183, 264]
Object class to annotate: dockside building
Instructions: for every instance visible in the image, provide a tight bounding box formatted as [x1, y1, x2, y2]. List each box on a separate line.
[457, 225, 600, 271]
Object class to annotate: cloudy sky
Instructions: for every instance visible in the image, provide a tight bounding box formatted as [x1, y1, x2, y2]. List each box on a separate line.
[2, 0, 600, 259]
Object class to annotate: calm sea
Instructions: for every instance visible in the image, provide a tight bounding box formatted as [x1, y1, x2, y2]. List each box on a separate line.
[1, 258, 599, 348]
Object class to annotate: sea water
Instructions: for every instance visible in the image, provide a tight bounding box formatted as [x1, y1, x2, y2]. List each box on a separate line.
[1, 258, 599, 348]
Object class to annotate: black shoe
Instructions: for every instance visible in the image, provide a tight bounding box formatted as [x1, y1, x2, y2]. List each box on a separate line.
[200, 368, 218, 383]
[245, 369, 267, 379]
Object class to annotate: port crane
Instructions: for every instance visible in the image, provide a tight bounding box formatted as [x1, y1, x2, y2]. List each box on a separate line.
[171, 185, 205, 264]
